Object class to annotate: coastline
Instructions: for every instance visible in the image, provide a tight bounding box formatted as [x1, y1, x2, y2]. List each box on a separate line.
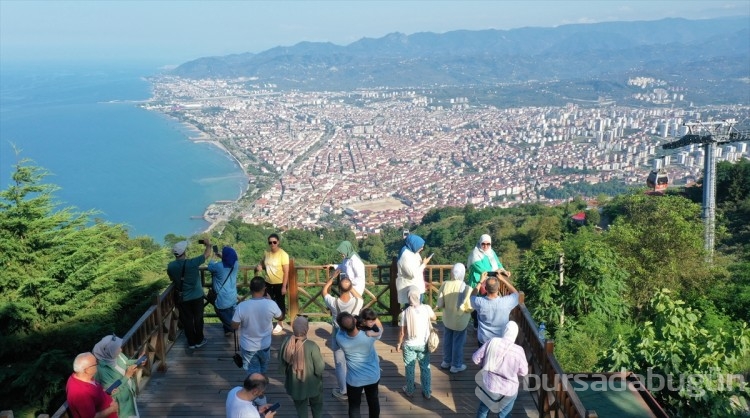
[168, 116, 250, 233]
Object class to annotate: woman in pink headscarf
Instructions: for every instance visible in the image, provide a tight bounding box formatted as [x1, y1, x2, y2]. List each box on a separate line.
[279, 316, 324, 418]
[472, 321, 528, 418]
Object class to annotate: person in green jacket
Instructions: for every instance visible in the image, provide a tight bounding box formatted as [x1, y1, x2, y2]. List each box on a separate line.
[279, 316, 324, 418]
[92, 335, 142, 418]
[467, 234, 511, 330]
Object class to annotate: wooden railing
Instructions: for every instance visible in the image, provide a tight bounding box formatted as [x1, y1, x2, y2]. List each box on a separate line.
[48, 259, 592, 418]
[49, 285, 181, 418]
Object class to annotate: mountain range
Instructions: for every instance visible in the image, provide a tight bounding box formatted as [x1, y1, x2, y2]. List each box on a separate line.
[172, 17, 750, 103]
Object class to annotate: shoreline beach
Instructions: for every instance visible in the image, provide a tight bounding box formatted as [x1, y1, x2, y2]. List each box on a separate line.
[173, 117, 250, 233]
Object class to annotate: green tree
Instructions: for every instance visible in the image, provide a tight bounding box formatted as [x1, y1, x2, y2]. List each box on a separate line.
[517, 229, 629, 329]
[0, 159, 165, 414]
[603, 193, 710, 309]
[598, 289, 750, 417]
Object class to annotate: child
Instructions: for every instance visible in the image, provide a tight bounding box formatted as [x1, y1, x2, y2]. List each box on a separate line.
[358, 308, 384, 339]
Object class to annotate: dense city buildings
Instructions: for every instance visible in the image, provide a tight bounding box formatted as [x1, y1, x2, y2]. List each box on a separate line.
[142, 76, 750, 235]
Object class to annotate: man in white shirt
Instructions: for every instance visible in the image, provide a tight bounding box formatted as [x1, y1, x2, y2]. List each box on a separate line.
[225, 373, 277, 418]
[323, 276, 364, 401]
[232, 277, 283, 406]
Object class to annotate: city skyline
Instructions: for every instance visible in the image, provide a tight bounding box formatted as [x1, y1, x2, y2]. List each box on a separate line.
[1, 0, 748, 67]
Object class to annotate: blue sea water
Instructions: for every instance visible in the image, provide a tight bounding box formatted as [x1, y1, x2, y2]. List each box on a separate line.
[0, 63, 247, 243]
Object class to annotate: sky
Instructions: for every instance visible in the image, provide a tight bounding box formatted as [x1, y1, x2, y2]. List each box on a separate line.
[1, 0, 749, 67]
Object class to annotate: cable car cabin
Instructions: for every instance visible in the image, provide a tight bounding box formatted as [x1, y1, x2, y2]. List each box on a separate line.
[646, 169, 669, 193]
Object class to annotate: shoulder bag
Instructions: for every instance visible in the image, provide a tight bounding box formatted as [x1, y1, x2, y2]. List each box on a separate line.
[427, 315, 440, 353]
[207, 265, 234, 305]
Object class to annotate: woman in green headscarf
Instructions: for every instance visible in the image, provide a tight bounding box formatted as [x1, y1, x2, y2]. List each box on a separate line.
[327, 240, 366, 297]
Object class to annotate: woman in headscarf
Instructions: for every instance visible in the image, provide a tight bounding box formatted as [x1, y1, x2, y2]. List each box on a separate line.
[92, 335, 141, 417]
[436, 263, 473, 373]
[396, 234, 432, 305]
[467, 234, 510, 289]
[471, 321, 528, 418]
[396, 287, 437, 399]
[467, 234, 510, 330]
[327, 240, 366, 297]
[207, 245, 239, 336]
[279, 316, 324, 418]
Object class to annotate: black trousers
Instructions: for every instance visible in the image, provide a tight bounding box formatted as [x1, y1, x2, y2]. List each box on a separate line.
[347, 380, 380, 418]
[179, 297, 205, 346]
[265, 282, 286, 319]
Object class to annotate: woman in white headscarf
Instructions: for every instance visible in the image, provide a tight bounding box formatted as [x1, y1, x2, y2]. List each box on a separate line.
[436, 263, 473, 373]
[396, 286, 437, 399]
[279, 316, 324, 418]
[467, 234, 510, 330]
[471, 321, 528, 418]
[467, 234, 510, 289]
[92, 335, 141, 417]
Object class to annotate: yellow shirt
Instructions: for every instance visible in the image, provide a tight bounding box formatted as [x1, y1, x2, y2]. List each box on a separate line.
[263, 248, 289, 284]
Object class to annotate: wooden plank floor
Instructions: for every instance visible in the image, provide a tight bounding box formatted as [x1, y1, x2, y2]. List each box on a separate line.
[137, 322, 539, 417]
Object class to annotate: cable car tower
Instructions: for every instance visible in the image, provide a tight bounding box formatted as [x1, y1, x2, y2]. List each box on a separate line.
[662, 119, 749, 261]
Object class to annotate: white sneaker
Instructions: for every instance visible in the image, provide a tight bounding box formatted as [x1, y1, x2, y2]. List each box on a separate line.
[332, 388, 348, 400]
[440, 361, 451, 369]
[450, 364, 467, 373]
[272, 324, 284, 335]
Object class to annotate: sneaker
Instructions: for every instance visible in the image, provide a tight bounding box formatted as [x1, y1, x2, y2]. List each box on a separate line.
[224, 331, 233, 337]
[194, 338, 208, 349]
[440, 361, 451, 369]
[332, 388, 348, 401]
[401, 385, 414, 398]
[272, 324, 284, 335]
[450, 364, 467, 373]
[423, 392, 432, 400]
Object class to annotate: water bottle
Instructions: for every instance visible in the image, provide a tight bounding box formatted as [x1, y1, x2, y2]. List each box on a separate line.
[538, 322, 546, 342]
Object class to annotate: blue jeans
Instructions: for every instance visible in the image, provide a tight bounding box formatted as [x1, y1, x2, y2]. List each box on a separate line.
[442, 325, 468, 368]
[476, 392, 517, 418]
[214, 305, 235, 333]
[241, 346, 270, 374]
[331, 334, 347, 393]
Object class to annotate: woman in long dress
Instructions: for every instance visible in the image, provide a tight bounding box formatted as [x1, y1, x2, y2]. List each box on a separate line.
[279, 316, 324, 418]
[92, 335, 141, 418]
[396, 234, 432, 305]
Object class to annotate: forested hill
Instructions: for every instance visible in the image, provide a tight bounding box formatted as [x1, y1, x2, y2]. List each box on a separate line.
[1, 158, 749, 417]
[170, 16, 750, 104]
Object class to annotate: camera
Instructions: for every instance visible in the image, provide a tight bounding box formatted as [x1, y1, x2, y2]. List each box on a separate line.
[487, 271, 499, 277]
[198, 239, 206, 245]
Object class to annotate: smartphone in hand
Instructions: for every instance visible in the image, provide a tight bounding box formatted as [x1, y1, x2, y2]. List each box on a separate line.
[136, 354, 148, 367]
[105, 380, 122, 394]
[212, 245, 219, 255]
[268, 402, 281, 412]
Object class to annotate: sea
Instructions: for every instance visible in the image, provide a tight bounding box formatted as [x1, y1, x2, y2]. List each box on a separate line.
[0, 62, 247, 243]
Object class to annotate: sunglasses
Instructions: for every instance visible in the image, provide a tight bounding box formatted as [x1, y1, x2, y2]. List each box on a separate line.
[268, 240, 278, 245]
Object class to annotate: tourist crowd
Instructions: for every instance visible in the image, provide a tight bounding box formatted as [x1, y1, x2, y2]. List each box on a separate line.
[64, 233, 527, 418]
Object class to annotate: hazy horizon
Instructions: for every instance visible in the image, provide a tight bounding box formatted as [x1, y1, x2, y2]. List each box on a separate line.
[1, 1, 748, 68]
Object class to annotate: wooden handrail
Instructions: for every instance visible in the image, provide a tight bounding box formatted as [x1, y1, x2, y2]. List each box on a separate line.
[48, 262, 593, 418]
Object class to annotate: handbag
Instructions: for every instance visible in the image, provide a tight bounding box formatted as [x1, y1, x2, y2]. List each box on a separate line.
[427, 320, 439, 353]
[232, 331, 243, 368]
[207, 265, 234, 305]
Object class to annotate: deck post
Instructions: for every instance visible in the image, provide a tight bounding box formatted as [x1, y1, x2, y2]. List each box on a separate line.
[154, 292, 168, 372]
[288, 259, 298, 324]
